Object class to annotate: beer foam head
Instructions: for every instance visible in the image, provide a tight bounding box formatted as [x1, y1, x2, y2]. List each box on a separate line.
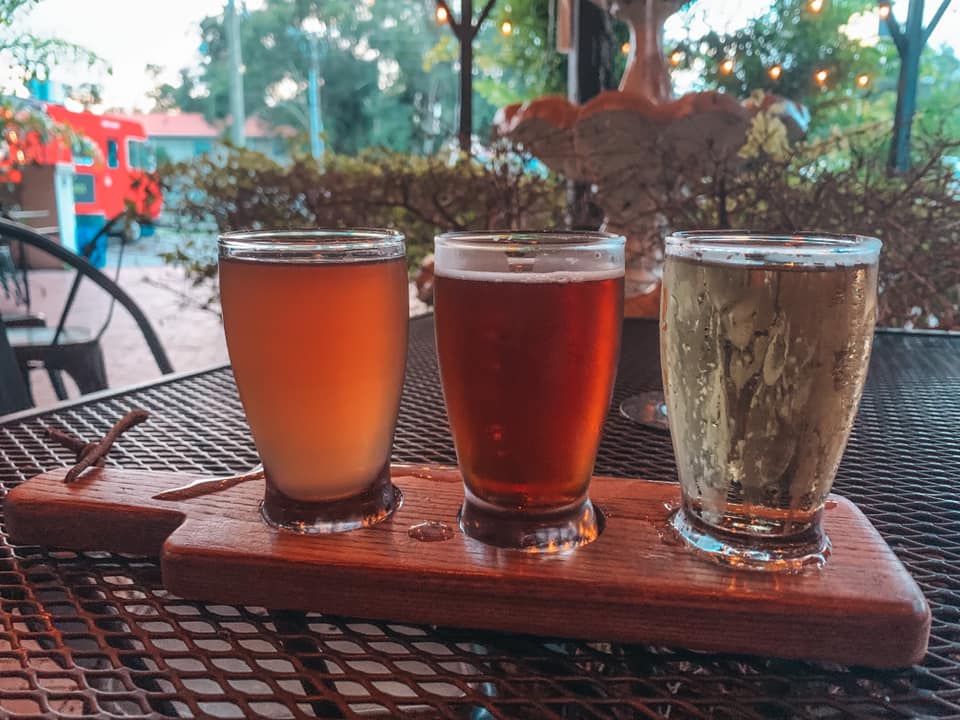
[666, 232, 882, 268]
[434, 231, 625, 280]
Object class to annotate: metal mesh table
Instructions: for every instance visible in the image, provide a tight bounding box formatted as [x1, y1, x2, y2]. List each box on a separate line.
[1, 316, 958, 719]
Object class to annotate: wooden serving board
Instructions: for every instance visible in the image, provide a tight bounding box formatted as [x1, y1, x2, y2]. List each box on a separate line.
[5, 465, 930, 668]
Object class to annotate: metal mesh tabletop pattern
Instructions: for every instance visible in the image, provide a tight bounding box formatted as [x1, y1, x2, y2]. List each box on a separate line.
[1, 316, 958, 719]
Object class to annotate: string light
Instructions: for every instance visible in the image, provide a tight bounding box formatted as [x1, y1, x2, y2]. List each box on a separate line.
[720, 58, 735, 74]
[621, 41, 630, 56]
[857, 73, 871, 88]
[435, 5, 448, 23]
[878, 3, 891, 18]
[815, 69, 829, 85]
[500, 19, 512, 35]
[768, 64, 783, 80]
[808, 0, 824, 12]
[669, 50, 684, 66]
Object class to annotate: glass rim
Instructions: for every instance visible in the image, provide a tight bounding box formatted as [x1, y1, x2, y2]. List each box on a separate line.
[435, 230, 625, 251]
[666, 230, 882, 266]
[219, 228, 405, 263]
[220, 227, 404, 248]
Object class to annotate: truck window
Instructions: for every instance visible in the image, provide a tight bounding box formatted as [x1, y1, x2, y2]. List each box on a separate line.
[128, 139, 142, 169]
[107, 138, 119, 168]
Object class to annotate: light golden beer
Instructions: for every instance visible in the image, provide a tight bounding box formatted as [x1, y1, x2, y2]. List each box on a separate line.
[661, 232, 880, 570]
[219, 230, 407, 533]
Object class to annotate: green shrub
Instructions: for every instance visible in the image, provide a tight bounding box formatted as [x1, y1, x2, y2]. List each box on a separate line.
[161, 146, 566, 276]
[160, 131, 958, 330]
[657, 126, 960, 330]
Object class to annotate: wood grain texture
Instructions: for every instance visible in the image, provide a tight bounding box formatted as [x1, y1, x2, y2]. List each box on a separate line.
[5, 465, 930, 668]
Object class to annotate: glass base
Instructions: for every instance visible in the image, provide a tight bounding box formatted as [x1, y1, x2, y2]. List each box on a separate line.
[670, 508, 830, 572]
[261, 466, 402, 534]
[459, 488, 602, 554]
[619, 391, 669, 431]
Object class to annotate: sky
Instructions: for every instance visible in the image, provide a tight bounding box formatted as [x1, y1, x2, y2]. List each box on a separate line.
[7, 0, 960, 113]
[7, 0, 262, 111]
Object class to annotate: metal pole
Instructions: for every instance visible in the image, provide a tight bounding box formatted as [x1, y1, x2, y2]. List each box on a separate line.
[458, 0, 473, 153]
[307, 36, 324, 160]
[566, 0, 610, 229]
[226, 0, 246, 147]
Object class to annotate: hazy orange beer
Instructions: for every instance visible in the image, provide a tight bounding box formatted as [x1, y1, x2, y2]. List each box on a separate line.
[434, 231, 625, 552]
[219, 229, 408, 533]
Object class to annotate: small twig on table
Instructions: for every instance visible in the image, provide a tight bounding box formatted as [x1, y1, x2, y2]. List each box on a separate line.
[47, 409, 150, 483]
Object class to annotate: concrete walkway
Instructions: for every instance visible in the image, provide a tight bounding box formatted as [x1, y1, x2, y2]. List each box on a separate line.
[2, 262, 429, 411]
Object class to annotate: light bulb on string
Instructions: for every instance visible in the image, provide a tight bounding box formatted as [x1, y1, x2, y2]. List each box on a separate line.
[814, 69, 829, 85]
[768, 64, 783, 80]
[435, 5, 448, 23]
[809, 0, 824, 13]
[621, 41, 630, 56]
[669, 50, 683, 66]
[500, 20, 513, 35]
[856, 74, 871, 88]
[720, 58, 735, 75]
[878, 3, 891, 19]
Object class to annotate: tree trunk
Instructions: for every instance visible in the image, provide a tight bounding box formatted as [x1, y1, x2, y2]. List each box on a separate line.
[889, 0, 925, 173]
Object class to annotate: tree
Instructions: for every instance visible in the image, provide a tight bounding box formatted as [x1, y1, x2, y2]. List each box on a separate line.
[0, 0, 103, 82]
[675, 0, 958, 160]
[151, 0, 461, 156]
[882, 0, 953, 171]
[434, 0, 498, 151]
[679, 0, 883, 134]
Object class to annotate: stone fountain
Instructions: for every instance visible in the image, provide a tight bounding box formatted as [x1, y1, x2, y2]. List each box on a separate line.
[496, 0, 809, 315]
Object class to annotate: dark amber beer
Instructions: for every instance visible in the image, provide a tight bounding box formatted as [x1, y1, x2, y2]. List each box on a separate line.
[433, 231, 625, 552]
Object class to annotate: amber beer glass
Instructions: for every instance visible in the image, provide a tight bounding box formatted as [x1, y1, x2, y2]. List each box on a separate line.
[661, 232, 881, 571]
[218, 229, 408, 533]
[434, 231, 625, 552]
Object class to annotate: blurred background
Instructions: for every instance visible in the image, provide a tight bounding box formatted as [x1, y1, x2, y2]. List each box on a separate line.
[0, 0, 957, 411]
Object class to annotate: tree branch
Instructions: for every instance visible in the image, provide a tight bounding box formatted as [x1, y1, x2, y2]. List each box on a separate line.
[435, 0, 462, 36]
[882, 3, 908, 56]
[470, 0, 498, 39]
[923, 0, 952, 44]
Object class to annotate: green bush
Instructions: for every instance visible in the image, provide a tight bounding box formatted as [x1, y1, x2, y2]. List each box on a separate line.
[648, 125, 960, 330]
[160, 132, 958, 330]
[161, 146, 566, 276]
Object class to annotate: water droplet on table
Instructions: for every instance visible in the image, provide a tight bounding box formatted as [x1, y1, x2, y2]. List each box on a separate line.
[408, 521, 455, 542]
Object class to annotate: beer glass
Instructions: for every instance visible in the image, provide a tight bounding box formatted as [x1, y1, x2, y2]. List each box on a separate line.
[218, 229, 408, 533]
[661, 231, 881, 571]
[434, 231, 626, 552]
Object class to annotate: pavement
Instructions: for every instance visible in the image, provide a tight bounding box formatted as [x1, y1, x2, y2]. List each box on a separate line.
[2, 232, 429, 411]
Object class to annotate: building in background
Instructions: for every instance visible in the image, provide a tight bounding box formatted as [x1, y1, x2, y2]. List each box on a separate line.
[133, 113, 293, 164]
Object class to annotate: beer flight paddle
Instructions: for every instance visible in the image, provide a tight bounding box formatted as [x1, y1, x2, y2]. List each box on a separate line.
[6, 463, 930, 669]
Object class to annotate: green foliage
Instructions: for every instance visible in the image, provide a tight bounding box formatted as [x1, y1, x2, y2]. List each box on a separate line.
[674, 0, 959, 139]
[160, 143, 566, 285]
[676, 0, 881, 134]
[641, 117, 960, 329]
[0, 0, 105, 82]
[470, 0, 633, 109]
[475, 0, 568, 106]
[151, 0, 461, 155]
[819, 44, 960, 141]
